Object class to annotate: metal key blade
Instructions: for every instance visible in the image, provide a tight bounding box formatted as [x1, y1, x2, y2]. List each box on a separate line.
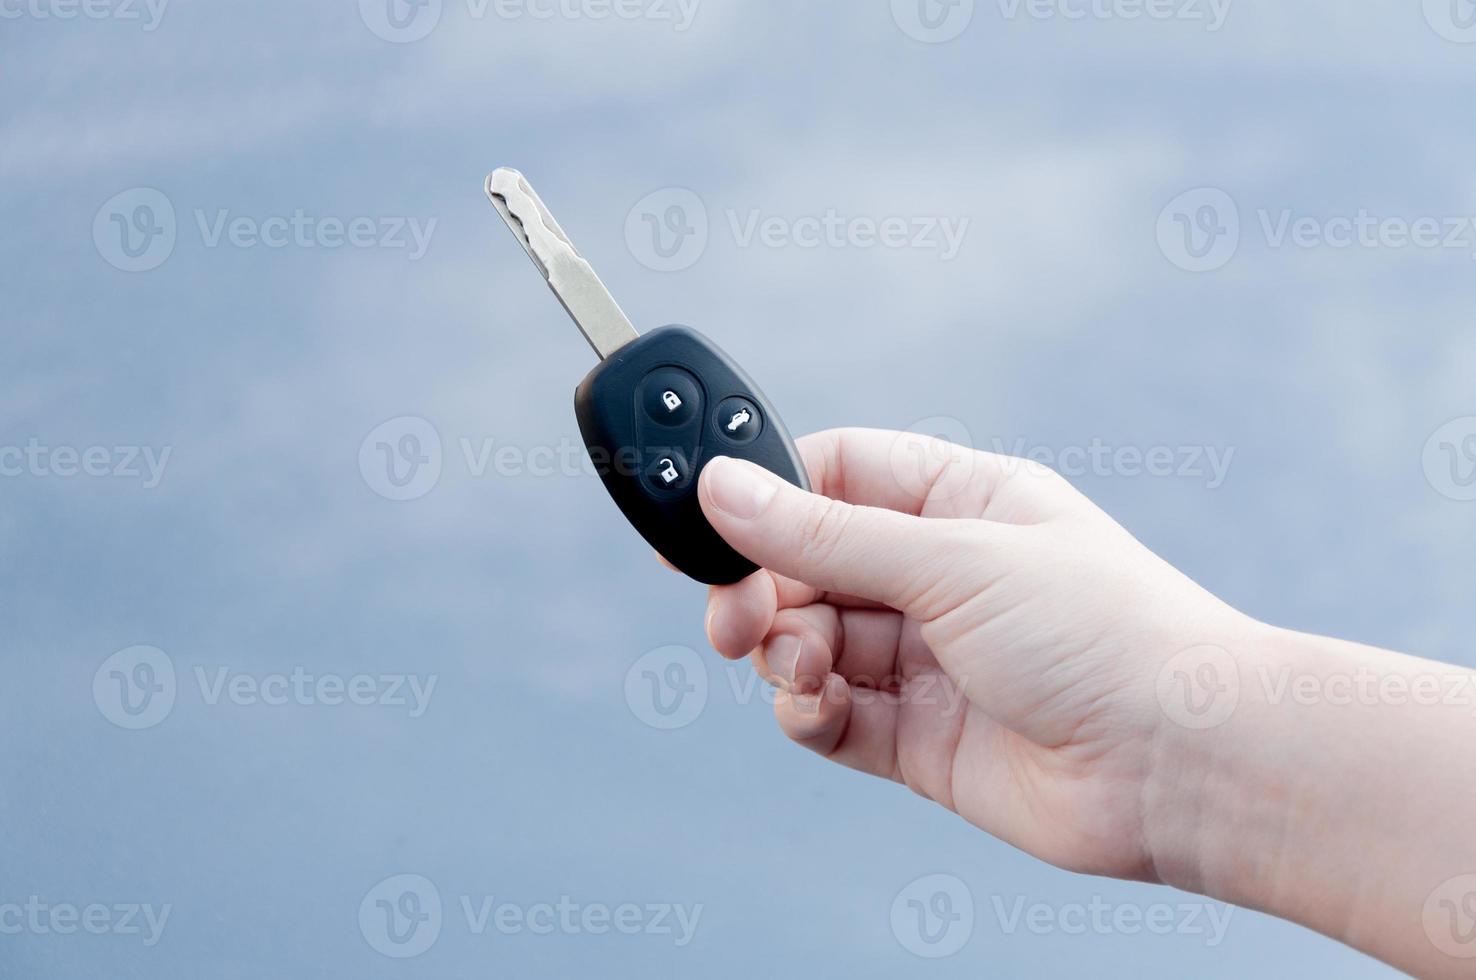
[485, 168, 639, 360]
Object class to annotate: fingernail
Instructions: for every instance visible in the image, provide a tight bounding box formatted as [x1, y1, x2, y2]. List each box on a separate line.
[705, 457, 778, 520]
[704, 600, 720, 646]
[767, 634, 802, 686]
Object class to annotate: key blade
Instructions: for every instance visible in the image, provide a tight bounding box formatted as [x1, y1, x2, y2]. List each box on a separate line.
[485, 168, 639, 360]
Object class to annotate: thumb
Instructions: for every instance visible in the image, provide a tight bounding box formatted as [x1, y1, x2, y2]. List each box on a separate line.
[698, 455, 975, 612]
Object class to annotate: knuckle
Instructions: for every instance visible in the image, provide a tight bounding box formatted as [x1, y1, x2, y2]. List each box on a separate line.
[1020, 456, 1061, 482]
[1011, 455, 1070, 494]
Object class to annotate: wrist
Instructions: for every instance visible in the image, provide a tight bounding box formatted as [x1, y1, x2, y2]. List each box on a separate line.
[1138, 612, 1285, 900]
[1140, 617, 1476, 975]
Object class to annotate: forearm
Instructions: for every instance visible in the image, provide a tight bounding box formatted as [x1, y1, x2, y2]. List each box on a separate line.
[1146, 618, 1476, 977]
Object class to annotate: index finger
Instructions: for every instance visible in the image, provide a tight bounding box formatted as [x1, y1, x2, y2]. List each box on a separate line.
[797, 427, 972, 516]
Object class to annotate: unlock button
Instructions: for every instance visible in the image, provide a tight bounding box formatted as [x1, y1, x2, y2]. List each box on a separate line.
[644, 450, 691, 493]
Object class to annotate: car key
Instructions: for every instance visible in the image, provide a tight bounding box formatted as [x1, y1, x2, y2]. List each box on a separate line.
[485, 168, 810, 585]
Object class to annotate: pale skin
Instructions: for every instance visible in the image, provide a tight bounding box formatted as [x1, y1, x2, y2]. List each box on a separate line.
[692, 428, 1476, 979]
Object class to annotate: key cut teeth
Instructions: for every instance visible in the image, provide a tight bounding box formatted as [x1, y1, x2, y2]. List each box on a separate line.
[483, 167, 640, 360]
[485, 167, 580, 279]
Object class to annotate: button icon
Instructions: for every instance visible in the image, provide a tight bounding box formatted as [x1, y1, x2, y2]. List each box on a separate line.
[642, 369, 700, 427]
[715, 397, 761, 445]
[644, 451, 691, 492]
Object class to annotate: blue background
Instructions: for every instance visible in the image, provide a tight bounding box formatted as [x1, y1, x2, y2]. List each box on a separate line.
[3, 0, 1474, 975]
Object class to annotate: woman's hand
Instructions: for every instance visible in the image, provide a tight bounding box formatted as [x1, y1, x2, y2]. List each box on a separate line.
[696, 428, 1476, 980]
[697, 427, 1249, 881]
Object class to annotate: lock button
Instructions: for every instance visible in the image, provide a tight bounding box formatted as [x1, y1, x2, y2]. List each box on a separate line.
[642, 368, 701, 427]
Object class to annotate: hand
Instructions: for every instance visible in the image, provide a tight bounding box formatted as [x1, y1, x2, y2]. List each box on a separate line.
[696, 427, 1252, 882]
[696, 428, 1476, 979]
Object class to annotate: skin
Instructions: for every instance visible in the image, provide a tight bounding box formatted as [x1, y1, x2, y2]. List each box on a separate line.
[693, 428, 1476, 978]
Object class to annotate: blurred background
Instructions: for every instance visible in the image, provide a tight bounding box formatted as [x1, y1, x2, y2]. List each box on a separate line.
[4, 0, 1475, 975]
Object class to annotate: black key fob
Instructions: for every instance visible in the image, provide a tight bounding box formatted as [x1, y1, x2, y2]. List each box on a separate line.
[486, 168, 810, 585]
[576, 325, 809, 585]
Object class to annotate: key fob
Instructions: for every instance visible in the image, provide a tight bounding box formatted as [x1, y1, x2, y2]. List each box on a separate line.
[484, 168, 809, 585]
[575, 325, 809, 585]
